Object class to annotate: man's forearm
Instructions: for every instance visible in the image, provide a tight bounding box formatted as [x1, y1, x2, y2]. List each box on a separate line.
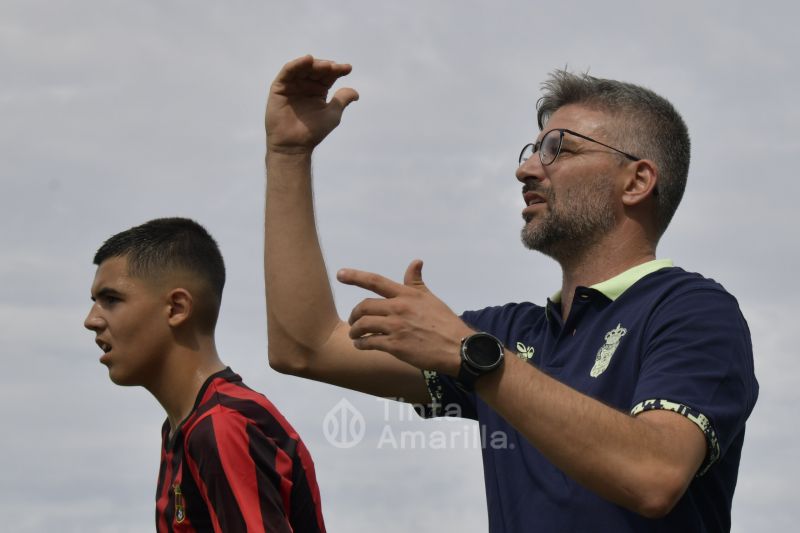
[475, 354, 706, 518]
[264, 151, 340, 371]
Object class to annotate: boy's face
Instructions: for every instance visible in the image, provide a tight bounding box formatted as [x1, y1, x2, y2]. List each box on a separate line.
[84, 256, 171, 387]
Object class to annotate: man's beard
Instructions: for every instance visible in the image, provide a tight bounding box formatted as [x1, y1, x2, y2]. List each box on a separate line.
[521, 177, 616, 264]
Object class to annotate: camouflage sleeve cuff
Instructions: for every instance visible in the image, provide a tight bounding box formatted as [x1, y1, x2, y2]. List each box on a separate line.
[420, 370, 445, 418]
[630, 399, 721, 476]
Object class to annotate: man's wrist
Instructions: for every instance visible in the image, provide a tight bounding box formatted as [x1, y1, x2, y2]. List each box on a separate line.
[265, 149, 314, 187]
[266, 145, 315, 157]
[443, 339, 464, 378]
[440, 325, 478, 377]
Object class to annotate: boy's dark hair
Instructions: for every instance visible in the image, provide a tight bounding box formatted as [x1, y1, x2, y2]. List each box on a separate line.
[94, 217, 226, 332]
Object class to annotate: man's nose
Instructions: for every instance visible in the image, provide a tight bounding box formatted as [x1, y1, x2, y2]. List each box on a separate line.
[515, 155, 545, 184]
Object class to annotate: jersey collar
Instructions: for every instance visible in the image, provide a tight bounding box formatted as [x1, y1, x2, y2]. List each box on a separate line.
[551, 259, 674, 303]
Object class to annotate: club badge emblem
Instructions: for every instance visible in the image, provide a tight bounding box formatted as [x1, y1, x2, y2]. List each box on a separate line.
[590, 323, 627, 377]
[174, 483, 186, 523]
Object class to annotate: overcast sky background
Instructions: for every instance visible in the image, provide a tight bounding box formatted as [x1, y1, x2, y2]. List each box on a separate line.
[1, 1, 797, 531]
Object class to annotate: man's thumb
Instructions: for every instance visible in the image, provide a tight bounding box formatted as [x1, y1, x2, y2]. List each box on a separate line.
[331, 87, 359, 111]
[403, 259, 426, 289]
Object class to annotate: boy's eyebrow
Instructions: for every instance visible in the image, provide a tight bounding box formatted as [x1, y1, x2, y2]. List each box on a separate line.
[91, 287, 123, 302]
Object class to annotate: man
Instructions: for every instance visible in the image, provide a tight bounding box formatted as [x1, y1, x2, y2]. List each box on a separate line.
[85, 217, 326, 533]
[264, 55, 758, 532]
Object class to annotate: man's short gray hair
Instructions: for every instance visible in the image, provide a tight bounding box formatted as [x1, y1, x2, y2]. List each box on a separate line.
[537, 70, 691, 238]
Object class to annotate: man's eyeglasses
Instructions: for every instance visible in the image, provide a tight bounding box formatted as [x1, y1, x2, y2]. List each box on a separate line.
[519, 129, 640, 167]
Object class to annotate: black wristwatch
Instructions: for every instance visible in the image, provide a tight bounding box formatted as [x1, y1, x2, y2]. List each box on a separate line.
[457, 332, 505, 391]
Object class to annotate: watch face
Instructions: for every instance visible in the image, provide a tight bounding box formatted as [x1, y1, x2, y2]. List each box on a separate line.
[465, 334, 503, 369]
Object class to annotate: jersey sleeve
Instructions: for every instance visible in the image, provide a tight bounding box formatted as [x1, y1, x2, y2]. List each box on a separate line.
[631, 287, 759, 474]
[184, 411, 294, 533]
[420, 369, 478, 419]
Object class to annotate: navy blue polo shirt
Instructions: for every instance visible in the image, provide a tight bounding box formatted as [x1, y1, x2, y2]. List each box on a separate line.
[422, 260, 758, 533]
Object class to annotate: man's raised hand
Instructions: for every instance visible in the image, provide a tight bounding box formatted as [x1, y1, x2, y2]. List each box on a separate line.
[266, 55, 359, 154]
[336, 260, 472, 377]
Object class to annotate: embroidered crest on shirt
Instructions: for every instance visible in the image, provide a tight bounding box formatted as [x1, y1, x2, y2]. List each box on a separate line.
[590, 323, 627, 377]
[173, 483, 186, 523]
[515, 342, 535, 361]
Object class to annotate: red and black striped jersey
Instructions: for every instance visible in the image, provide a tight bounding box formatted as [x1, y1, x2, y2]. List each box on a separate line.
[155, 368, 326, 533]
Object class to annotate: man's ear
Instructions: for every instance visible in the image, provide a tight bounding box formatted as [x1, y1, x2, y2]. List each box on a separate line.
[622, 159, 658, 207]
[166, 288, 193, 327]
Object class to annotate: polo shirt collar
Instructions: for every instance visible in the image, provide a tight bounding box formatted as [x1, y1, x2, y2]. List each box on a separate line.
[550, 259, 674, 304]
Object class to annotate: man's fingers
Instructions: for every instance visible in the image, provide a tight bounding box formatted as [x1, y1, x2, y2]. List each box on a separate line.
[276, 55, 352, 87]
[306, 60, 332, 81]
[277, 54, 314, 83]
[318, 62, 352, 86]
[352, 332, 391, 352]
[337, 268, 403, 298]
[347, 297, 390, 326]
[348, 315, 392, 340]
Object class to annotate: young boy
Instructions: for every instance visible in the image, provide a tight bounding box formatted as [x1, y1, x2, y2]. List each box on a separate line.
[85, 217, 326, 532]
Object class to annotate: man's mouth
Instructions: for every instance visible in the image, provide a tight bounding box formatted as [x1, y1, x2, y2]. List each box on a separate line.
[521, 189, 548, 224]
[524, 191, 546, 207]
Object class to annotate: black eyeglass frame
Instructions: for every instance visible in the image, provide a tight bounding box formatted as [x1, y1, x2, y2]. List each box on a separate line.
[519, 128, 641, 167]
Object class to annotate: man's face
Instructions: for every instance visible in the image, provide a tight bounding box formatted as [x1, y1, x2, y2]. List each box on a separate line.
[517, 105, 624, 261]
[84, 256, 171, 387]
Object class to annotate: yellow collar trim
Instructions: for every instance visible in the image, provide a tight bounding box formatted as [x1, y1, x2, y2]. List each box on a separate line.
[551, 259, 674, 303]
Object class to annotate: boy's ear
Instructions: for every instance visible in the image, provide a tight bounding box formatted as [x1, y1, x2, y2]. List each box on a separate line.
[166, 288, 193, 327]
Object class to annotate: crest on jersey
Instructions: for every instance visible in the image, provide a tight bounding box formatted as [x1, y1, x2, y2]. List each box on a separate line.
[174, 483, 186, 523]
[590, 323, 627, 377]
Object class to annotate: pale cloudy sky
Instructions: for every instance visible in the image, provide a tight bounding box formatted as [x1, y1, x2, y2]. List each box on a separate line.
[1, 1, 797, 531]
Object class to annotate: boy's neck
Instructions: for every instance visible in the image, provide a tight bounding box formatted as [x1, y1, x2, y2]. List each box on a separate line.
[145, 340, 225, 437]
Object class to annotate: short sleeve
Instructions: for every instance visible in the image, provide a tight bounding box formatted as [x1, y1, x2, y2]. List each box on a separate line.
[631, 288, 759, 474]
[419, 369, 478, 419]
